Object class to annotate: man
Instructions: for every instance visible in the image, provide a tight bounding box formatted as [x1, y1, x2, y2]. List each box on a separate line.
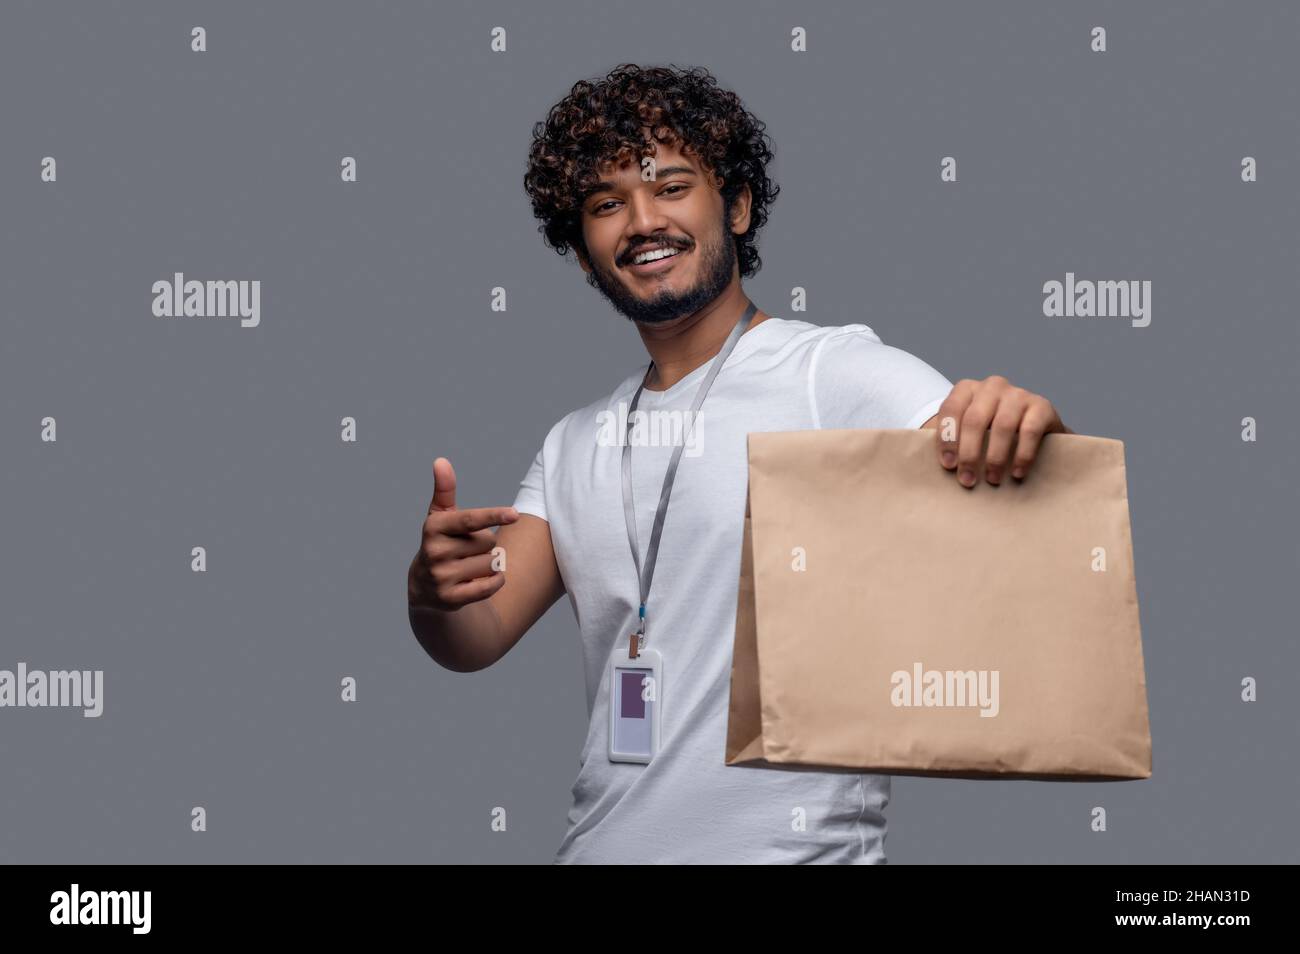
[407, 64, 1071, 863]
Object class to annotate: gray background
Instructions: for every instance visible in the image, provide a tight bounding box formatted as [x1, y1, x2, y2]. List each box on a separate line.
[1, 0, 1296, 863]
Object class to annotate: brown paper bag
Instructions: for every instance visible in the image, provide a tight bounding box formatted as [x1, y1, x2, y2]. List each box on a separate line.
[726, 428, 1152, 780]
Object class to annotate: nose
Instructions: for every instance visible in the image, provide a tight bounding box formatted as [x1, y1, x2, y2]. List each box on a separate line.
[624, 194, 673, 253]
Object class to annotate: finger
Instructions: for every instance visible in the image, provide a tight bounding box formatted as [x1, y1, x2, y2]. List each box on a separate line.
[1010, 401, 1055, 479]
[422, 526, 499, 563]
[438, 505, 520, 536]
[429, 457, 457, 514]
[956, 393, 1001, 487]
[429, 551, 501, 589]
[983, 393, 1030, 485]
[935, 381, 976, 470]
[441, 569, 508, 606]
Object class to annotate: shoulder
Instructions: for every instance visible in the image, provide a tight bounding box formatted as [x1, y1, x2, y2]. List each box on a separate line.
[753, 316, 883, 347]
[749, 318, 890, 383]
[803, 321, 886, 366]
[732, 317, 886, 378]
[802, 321, 947, 380]
[752, 317, 886, 361]
[805, 320, 884, 347]
[795, 319, 952, 430]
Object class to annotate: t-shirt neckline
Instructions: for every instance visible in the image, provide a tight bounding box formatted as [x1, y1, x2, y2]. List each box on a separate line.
[629, 315, 779, 404]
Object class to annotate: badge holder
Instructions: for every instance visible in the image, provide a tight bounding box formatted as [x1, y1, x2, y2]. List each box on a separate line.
[607, 635, 662, 764]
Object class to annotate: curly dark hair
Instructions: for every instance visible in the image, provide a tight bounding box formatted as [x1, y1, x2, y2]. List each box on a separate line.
[523, 63, 780, 279]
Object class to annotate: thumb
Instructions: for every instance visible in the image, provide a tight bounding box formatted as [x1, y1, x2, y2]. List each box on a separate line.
[429, 457, 457, 513]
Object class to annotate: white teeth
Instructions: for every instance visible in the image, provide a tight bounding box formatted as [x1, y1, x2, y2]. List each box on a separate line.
[632, 247, 681, 265]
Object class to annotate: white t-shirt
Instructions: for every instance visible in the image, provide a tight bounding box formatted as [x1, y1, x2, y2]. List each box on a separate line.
[511, 316, 953, 864]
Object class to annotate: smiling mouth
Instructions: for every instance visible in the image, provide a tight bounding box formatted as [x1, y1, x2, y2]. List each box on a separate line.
[626, 246, 689, 274]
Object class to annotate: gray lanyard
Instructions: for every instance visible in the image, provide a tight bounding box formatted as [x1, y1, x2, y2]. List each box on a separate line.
[621, 301, 758, 658]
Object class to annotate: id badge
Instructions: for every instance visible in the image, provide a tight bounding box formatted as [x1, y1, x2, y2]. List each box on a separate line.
[608, 646, 662, 763]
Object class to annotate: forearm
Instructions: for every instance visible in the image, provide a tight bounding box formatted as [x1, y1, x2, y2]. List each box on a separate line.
[407, 558, 507, 673]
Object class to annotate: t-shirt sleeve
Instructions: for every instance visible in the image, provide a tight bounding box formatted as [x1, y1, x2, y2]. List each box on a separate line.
[809, 324, 954, 430]
[511, 443, 548, 522]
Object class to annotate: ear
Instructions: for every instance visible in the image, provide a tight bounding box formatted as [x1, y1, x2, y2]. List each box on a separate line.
[728, 183, 753, 235]
[576, 246, 593, 274]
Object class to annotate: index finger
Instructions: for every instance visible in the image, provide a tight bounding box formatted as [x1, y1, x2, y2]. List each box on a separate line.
[434, 506, 520, 536]
[935, 380, 975, 469]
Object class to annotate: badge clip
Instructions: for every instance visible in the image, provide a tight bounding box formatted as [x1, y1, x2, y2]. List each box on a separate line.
[628, 605, 646, 659]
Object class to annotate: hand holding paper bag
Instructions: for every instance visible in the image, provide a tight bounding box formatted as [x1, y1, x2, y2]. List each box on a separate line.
[726, 428, 1152, 781]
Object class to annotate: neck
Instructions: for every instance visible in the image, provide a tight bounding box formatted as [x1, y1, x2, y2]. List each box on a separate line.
[635, 288, 768, 392]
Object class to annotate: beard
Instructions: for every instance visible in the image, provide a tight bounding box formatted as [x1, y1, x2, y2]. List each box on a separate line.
[583, 206, 738, 325]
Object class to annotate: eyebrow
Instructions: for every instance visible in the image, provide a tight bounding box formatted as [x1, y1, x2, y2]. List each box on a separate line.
[585, 165, 699, 202]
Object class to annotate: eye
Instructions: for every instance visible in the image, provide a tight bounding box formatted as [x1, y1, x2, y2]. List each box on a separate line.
[591, 184, 688, 215]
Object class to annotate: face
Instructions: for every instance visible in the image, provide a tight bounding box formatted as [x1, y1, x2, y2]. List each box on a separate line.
[577, 137, 750, 325]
